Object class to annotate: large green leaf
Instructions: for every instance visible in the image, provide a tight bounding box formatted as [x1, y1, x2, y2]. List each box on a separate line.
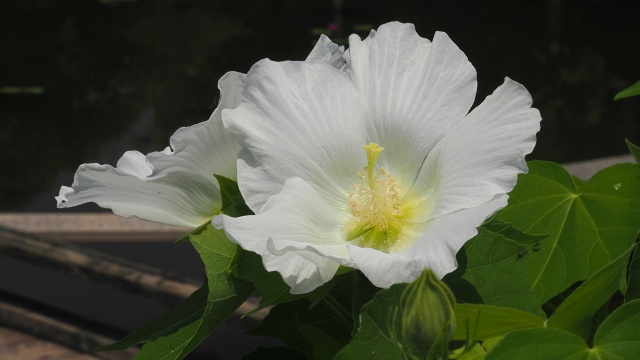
[131, 225, 253, 360]
[485, 300, 640, 359]
[496, 161, 640, 302]
[546, 245, 635, 339]
[443, 221, 545, 317]
[626, 246, 640, 302]
[480, 219, 548, 245]
[614, 80, 640, 100]
[592, 299, 640, 358]
[454, 304, 544, 341]
[97, 285, 209, 351]
[249, 273, 357, 360]
[484, 328, 588, 360]
[334, 284, 406, 360]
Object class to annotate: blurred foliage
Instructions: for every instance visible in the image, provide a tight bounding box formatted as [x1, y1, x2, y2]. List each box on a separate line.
[1, 0, 639, 211]
[615, 81, 640, 100]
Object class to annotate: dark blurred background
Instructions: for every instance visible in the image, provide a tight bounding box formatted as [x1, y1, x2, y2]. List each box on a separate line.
[1, 0, 640, 212]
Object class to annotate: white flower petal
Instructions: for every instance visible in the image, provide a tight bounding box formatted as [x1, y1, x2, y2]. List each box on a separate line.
[147, 71, 245, 183]
[56, 72, 245, 228]
[413, 78, 541, 220]
[305, 34, 346, 69]
[56, 158, 219, 227]
[266, 237, 352, 265]
[213, 177, 347, 293]
[347, 22, 477, 188]
[264, 250, 340, 294]
[224, 59, 367, 212]
[349, 194, 508, 288]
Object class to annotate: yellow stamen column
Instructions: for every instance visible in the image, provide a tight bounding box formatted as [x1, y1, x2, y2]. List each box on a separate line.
[346, 142, 408, 252]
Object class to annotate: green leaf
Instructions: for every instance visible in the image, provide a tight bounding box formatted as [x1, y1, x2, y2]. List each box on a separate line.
[626, 139, 640, 163]
[350, 275, 380, 336]
[455, 343, 487, 360]
[484, 328, 589, 360]
[496, 161, 640, 302]
[334, 283, 406, 360]
[546, 245, 635, 339]
[214, 174, 253, 217]
[614, 80, 640, 100]
[485, 300, 640, 359]
[131, 225, 253, 360]
[454, 304, 544, 341]
[626, 246, 640, 302]
[97, 285, 208, 351]
[231, 248, 341, 313]
[443, 221, 546, 317]
[175, 222, 208, 244]
[480, 219, 548, 245]
[592, 299, 640, 358]
[189, 225, 253, 301]
[481, 337, 502, 354]
[249, 275, 357, 360]
[241, 346, 306, 359]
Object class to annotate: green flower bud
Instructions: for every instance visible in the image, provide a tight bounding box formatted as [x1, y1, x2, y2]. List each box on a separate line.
[397, 269, 456, 360]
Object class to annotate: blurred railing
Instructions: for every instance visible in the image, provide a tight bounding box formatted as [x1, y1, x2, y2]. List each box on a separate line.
[0, 214, 264, 359]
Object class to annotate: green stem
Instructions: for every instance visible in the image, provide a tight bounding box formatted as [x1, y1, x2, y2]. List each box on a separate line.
[322, 294, 353, 331]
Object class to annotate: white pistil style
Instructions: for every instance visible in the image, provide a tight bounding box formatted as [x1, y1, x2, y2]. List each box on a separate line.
[346, 143, 422, 253]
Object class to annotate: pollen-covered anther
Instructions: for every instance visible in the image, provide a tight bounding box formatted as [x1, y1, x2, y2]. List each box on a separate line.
[347, 143, 404, 232]
[348, 168, 404, 231]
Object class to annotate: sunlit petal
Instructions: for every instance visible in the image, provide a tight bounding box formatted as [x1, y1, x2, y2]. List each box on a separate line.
[413, 78, 540, 221]
[305, 34, 347, 70]
[348, 23, 477, 188]
[214, 177, 347, 293]
[224, 59, 367, 212]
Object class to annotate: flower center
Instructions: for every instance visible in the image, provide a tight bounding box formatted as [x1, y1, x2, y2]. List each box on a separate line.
[346, 143, 412, 252]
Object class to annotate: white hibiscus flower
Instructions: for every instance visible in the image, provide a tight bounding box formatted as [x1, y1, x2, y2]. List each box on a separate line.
[214, 22, 541, 294]
[56, 36, 346, 228]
